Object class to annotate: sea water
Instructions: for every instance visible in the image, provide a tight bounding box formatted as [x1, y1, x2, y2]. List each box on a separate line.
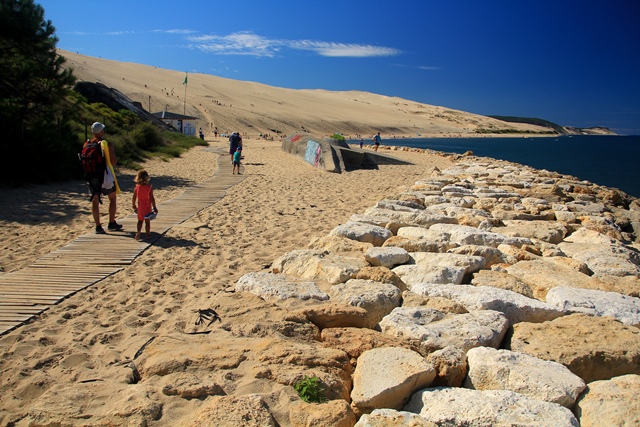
[352, 135, 640, 198]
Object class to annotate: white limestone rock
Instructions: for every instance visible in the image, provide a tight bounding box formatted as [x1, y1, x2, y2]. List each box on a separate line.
[473, 187, 521, 199]
[444, 206, 492, 220]
[393, 264, 466, 287]
[464, 347, 586, 408]
[471, 269, 535, 298]
[410, 251, 487, 273]
[351, 347, 436, 414]
[423, 195, 450, 206]
[505, 259, 607, 301]
[395, 226, 458, 252]
[554, 210, 578, 224]
[351, 211, 419, 239]
[330, 279, 402, 328]
[354, 409, 436, 427]
[493, 220, 567, 244]
[564, 200, 608, 215]
[271, 249, 368, 285]
[374, 199, 425, 212]
[392, 252, 486, 287]
[558, 228, 640, 277]
[364, 247, 411, 268]
[404, 387, 579, 427]
[447, 245, 517, 268]
[441, 184, 474, 197]
[545, 286, 640, 326]
[574, 374, 640, 427]
[329, 221, 394, 247]
[429, 223, 532, 248]
[379, 307, 509, 353]
[426, 346, 468, 387]
[308, 234, 373, 253]
[349, 212, 396, 228]
[236, 272, 329, 301]
[410, 283, 565, 324]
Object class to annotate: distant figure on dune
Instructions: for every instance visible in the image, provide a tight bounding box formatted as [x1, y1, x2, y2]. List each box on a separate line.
[199, 128, 204, 140]
[373, 132, 381, 151]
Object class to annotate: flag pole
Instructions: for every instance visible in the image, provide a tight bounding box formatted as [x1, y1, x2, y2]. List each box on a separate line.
[183, 72, 188, 115]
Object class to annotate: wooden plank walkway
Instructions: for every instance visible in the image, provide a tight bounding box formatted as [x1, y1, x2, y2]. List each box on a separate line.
[0, 148, 243, 336]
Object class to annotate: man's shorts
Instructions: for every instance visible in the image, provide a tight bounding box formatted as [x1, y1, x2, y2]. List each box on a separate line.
[101, 184, 116, 195]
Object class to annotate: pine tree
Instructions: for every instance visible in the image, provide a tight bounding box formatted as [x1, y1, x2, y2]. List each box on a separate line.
[0, 0, 76, 183]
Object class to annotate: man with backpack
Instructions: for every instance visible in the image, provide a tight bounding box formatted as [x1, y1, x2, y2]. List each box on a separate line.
[81, 122, 123, 234]
[229, 131, 242, 163]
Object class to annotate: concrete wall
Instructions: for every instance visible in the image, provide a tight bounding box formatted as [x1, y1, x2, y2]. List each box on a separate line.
[282, 133, 412, 173]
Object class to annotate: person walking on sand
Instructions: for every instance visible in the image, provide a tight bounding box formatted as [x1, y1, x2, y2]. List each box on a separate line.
[229, 131, 242, 162]
[85, 122, 123, 234]
[373, 132, 381, 151]
[132, 169, 158, 241]
[360, 138, 364, 149]
[232, 147, 242, 174]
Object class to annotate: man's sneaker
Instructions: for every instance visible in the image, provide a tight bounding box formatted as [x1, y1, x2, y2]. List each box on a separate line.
[95, 225, 106, 234]
[108, 221, 123, 231]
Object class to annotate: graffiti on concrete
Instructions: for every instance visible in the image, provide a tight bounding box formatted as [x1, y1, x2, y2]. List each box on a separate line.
[304, 140, 322, 168]
[291, 134, 301, 143]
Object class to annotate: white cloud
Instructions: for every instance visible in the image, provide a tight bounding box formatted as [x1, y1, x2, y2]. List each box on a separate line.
[188, 32, 279, 57]
[290, 40, 400, 57]
[105, 31, 136, 36]
[187, 31, 400, 58]
[155, 29, 199, 35]
[393, 64, 441, 71]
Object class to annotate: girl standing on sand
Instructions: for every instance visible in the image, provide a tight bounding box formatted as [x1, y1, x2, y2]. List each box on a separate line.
[132, 170, 158, 241]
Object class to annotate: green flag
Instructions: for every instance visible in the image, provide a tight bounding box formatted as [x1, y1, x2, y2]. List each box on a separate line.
[183, 73, 188, 85]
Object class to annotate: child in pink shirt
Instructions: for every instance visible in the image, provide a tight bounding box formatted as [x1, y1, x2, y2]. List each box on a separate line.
[132, 170, 158, 241]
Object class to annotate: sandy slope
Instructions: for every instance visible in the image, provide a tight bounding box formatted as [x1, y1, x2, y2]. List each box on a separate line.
[60, 50, 549, 138]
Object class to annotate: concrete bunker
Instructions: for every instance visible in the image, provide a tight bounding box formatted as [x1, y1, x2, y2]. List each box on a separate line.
[281, 134, 412, 173]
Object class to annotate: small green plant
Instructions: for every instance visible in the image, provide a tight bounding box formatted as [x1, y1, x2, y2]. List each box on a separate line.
[330, 133, 346, 141]
[294, 375, 327, 403]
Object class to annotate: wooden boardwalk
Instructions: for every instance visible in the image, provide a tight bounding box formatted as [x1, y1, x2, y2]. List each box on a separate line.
[0, 148, 243, 336]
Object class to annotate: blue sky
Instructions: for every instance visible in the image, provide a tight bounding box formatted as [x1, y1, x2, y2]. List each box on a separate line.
[39, 0, 640, 134]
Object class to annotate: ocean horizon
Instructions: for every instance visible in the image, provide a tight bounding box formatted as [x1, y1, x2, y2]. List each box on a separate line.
[351, 135, 640, 198]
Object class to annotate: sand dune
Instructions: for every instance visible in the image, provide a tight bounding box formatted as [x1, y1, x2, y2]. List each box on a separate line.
[60, 50, 549, 138]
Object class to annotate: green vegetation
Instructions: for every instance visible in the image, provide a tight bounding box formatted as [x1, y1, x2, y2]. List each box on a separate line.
[475, 128, 556, 135]
[78, 100, 207, 171]
[489, 116, 565, 134]
[0, 0, 206, 185]
[330, 133, 346, 141]
[294, 375, 327, 403]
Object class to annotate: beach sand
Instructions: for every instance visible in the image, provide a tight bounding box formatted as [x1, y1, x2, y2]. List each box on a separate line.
[0, 137, 453, 424]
